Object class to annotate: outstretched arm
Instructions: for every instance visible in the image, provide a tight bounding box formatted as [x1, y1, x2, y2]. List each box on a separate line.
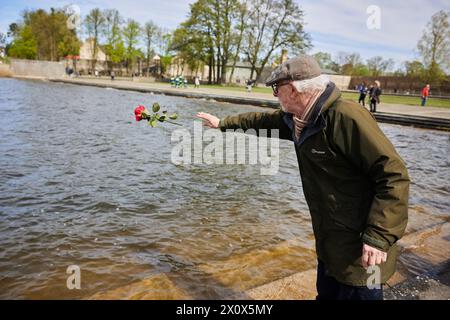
[196, 110, 293, 140]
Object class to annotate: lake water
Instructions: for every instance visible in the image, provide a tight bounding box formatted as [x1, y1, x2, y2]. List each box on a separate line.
[0, 78, 448, 299]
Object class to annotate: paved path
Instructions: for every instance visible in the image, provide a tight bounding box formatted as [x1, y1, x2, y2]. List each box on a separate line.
[52, 77, 450, 121]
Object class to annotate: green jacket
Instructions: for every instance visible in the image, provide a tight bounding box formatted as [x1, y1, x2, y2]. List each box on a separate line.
[218, 85, 409, 286]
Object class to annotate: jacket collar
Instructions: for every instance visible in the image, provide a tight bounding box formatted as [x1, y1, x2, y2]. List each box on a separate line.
[319, 83, 341, 114]
[283, 83, 342, 146]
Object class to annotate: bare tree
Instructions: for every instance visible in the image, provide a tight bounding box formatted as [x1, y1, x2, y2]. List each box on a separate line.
[367, 56, 394, 76]
[243, 0, 311, 81]
[228, 2, 247, 83]
[144, 21, 158, 76]
[336, 52, 364, 75]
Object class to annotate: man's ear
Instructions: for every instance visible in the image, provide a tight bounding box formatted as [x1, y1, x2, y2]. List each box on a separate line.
[289, 84, 297, 99]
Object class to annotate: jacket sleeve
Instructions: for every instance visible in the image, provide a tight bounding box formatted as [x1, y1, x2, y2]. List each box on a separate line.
[219, 109, 293, 141]
[330, 105, 410, 252]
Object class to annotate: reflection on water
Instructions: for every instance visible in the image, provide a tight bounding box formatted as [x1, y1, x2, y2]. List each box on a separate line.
[0, 79, 448, 299]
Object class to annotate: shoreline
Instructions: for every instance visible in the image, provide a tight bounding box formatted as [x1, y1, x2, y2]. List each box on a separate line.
[31, 76, 450, 132]
[89, 207, 449, 300]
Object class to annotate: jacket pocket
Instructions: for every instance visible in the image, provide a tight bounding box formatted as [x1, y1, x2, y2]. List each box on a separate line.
[330, 208, 365, 233]
[326, 195, 366, 233]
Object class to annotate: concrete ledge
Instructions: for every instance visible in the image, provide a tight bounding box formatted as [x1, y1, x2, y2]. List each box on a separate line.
[48, 77, 450, 131]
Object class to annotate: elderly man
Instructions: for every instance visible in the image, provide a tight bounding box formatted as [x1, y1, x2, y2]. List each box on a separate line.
[196, 54, 409, 300]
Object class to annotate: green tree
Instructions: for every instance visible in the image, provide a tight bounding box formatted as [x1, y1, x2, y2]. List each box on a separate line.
[174, 0, 215, 83]
[103, 9, 124, 71]
[172, 26, 202, 75]
[8, 25, 37, 59]
[213, 0, 243, 84]
[160, 55, 172, 74]
[404, 60, 426, 78]
[417, 10, 449, 83]
[8, 8, 79, 61]
[84, 8, 105, 71]
[352, 63, 371, 76]
[122, 19, 141, 76]
[174, 0, 255, 84]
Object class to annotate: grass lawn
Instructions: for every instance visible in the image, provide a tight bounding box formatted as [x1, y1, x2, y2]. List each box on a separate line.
[189, 83, 450, 109]
[340, 92, 450, 108]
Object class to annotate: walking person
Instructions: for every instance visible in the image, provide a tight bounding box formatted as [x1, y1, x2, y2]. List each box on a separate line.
[358, 82, 368, 107]
[194, 76, 200, 88]
[421, 84, 430, 107]
[246, 79, 254, 93]
[369, 80, 382, 113]
[197, 54, 409, 300]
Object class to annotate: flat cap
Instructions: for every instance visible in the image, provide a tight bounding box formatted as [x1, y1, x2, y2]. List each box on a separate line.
[265, 54, 322, 86]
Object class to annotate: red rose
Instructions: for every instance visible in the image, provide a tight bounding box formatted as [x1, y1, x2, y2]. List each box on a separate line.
[134, 105, 147, 121]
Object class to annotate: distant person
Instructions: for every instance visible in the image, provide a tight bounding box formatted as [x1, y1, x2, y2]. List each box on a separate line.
[421, 84, 430, 107]
[184, 78, 188, 88]
[357, 82, 368, 107]
[369, 80, 382, 113]
[94, 70, 99, 78]
[246, 79, 254, 93]
[110, 70, 115, 81]
[194, 76, 200, 88]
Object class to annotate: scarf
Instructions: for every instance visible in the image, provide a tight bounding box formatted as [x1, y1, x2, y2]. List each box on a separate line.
[292, 83, 334, 140]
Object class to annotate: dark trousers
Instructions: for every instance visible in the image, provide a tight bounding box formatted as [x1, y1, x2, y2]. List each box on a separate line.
[358, 94, 366, 106]
[421, 97, 427, 106]
[316, 260, 383, 300]
[370, 99, 377, 112]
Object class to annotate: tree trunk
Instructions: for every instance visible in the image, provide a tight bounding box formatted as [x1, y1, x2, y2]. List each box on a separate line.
[221, 58, 227, 84]
[208, 54, 213, 85]
[250, 67, 255, 80]
[216, 50, 221, 84]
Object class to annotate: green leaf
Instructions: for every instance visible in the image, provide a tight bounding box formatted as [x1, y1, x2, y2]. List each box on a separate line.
[158, 115, 166, 122]
[162, 110, 167, 114]
[150, 118, 158, 127]
[152, 103, 160, 112]
[169, 113, 178, 120]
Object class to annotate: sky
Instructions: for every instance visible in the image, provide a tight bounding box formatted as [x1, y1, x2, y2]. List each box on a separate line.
[0, 0, 449, 69]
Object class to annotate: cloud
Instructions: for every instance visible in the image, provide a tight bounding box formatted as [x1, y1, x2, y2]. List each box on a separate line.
[0, 0, 447, 67]
[299, 0, 449, 64]
[0, 0, 196, 34]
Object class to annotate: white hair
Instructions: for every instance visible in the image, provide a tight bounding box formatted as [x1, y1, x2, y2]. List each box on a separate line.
[291, 74, 330, 93]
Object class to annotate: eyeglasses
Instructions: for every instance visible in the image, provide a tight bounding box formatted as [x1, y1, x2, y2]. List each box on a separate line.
[271, 81, 291, 96]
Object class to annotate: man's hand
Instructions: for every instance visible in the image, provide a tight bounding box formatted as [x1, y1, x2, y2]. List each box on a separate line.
[196, 112, 220, 128]
[361, 243, 387, 269]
